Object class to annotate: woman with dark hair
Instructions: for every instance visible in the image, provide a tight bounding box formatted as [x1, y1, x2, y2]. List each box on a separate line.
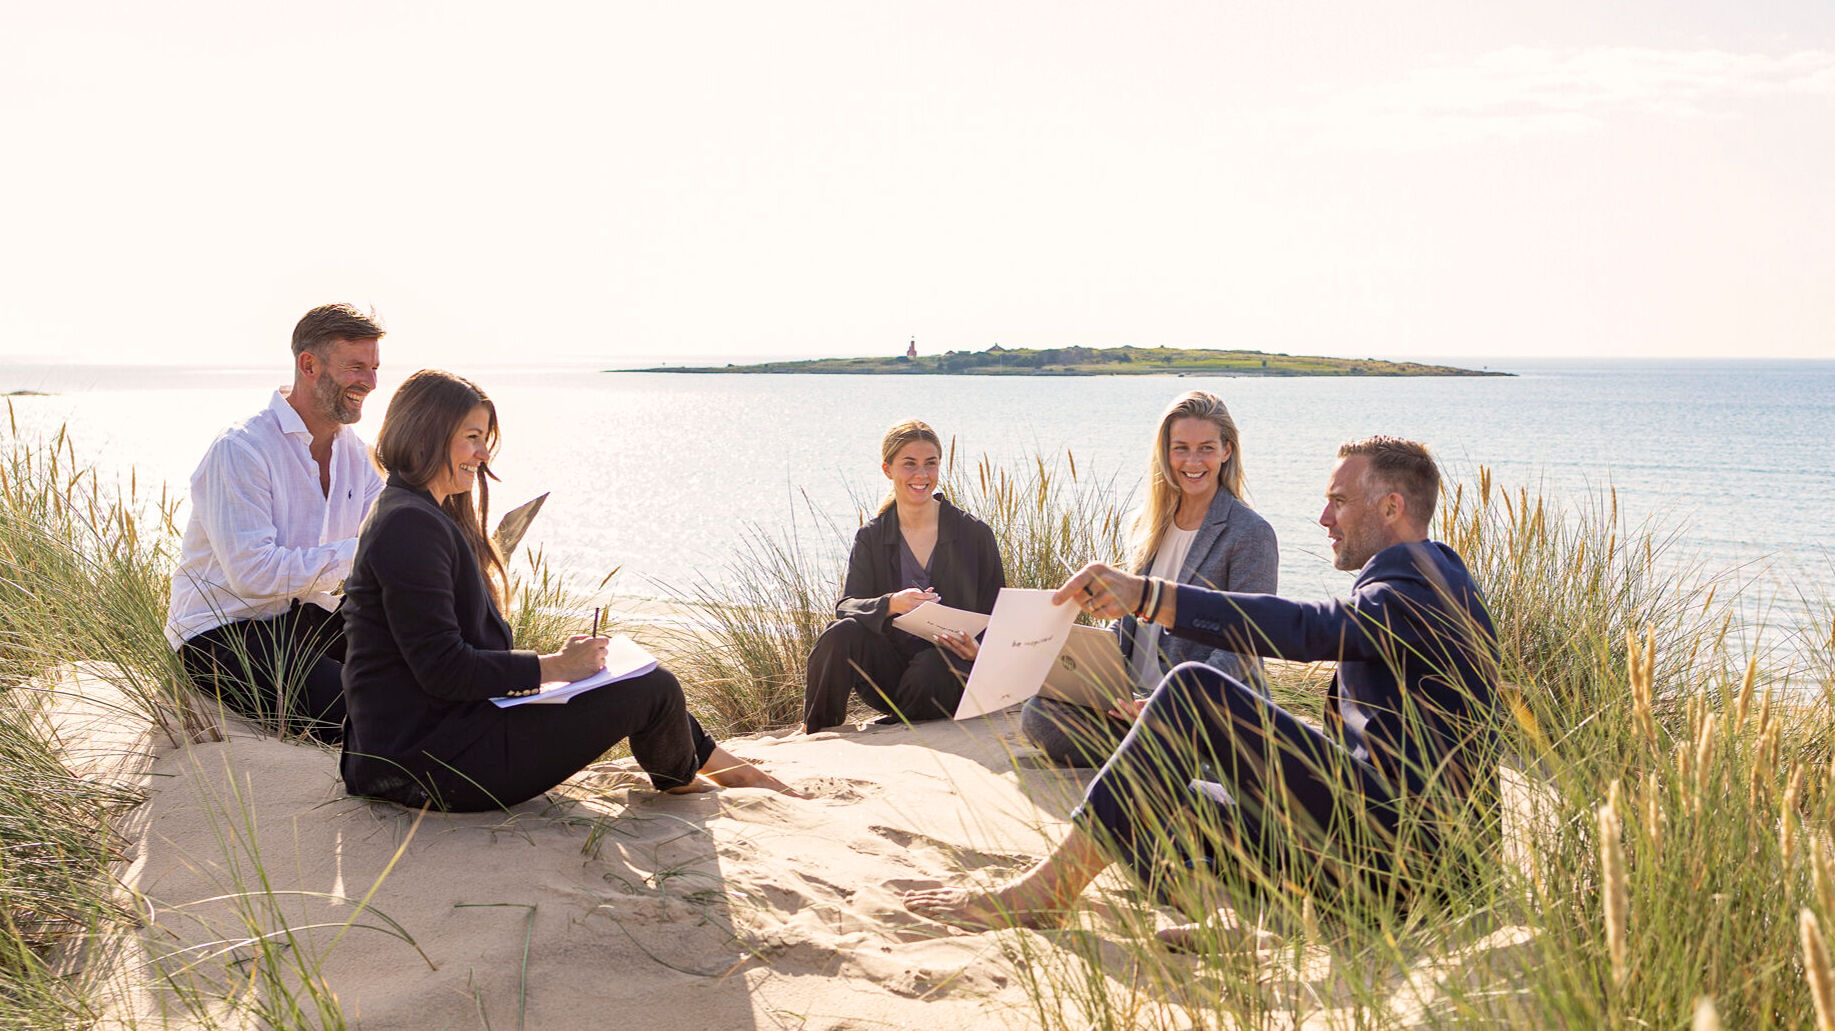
[339, 369, 792, 810]
[800, 419, 1005, 734]
[1019, 390, 1278, 767]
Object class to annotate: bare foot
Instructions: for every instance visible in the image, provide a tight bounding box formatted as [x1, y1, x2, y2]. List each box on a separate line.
[1156, 909, 1283, 953]
[703, 762, 805, 797]
[902, 884, 1067, 932]
[699, 744, 806, 796]
[664, 778, 717, 795]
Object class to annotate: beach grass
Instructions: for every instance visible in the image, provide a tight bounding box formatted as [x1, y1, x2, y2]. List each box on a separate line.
[6, 412, 1835, 1027]
[964, 469, 1835, 1029]
[662, 450, 1835, 1028]
[664, 445, 1130, 735]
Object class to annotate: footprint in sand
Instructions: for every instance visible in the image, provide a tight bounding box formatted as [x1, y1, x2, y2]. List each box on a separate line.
[791, 776, 884, 803]
[853, 825, 1034, 874]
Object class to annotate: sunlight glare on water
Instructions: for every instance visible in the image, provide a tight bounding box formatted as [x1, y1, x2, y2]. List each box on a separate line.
[3, 358, 1830, 632]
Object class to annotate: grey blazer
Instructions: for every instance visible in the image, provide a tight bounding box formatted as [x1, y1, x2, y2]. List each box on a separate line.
[1115, 490, 1278, 691]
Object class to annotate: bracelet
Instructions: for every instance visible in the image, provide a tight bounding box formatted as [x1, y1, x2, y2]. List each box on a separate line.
[1135, 577, 1163, 622]
[1145, 577, 1166, 623]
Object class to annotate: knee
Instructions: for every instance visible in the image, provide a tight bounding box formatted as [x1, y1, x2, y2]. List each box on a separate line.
[1019, 697, 1100, 767]
[1152, 662, 1251, 704]
[621, 666, 688, 716]
[1137, 661, 1253, 728]
[1018, 696, 1061, 749]
[811, 617, 870, 657]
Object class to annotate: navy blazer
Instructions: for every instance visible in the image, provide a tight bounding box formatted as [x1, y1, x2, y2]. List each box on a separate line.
[1171, 540, 1500, 802]
[835, 495, 1005, 635]
[340, 477, 542, 787]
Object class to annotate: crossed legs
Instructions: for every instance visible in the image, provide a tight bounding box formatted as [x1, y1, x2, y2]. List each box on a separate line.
[906, 662, 1395, 933]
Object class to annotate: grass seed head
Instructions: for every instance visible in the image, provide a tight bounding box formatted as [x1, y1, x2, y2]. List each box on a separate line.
[1803, 909, 1835, 1031]
[1599, 792, 1629, 987]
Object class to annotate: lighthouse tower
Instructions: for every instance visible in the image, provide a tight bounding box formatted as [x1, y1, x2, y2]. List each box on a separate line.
[906, 336, 918, 359]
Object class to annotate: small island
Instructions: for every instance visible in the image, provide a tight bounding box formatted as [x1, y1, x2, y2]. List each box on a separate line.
[633, 344, 1506, 377]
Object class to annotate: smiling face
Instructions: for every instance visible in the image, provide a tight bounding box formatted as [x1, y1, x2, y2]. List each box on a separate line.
[882, 440, 942, 508]
[302, 337, 381, 425]
[428, 404, 493, 502]
[1166, 416, 1232, 504]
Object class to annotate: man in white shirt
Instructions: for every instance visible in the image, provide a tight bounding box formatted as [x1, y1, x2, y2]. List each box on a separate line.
[165, 304, 386, 742]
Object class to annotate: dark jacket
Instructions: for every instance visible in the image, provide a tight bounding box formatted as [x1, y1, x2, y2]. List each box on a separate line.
[1115, 490, 1278, 688]
[836, 495, 1005, 634]
[339, 477, 542, 787]
[1172, 540, 1500, 802]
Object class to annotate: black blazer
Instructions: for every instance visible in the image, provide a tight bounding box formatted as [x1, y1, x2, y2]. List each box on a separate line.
[835, 494, 1005, 634]
[339, 477, 542, 786]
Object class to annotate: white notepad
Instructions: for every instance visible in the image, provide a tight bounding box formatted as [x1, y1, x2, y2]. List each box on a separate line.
[891, 601, 991, 643]
[490, 634, 659, 707]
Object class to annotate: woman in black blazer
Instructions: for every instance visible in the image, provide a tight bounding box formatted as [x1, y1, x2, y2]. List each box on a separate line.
[340, 369, 791, 811]
[801, 419, 1006, 733]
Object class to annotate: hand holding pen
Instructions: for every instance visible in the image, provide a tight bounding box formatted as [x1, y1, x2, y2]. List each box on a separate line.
[544, 607, 608, 681]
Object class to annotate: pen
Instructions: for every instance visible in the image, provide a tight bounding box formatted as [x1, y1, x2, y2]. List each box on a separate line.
[590, 606, 601, 639]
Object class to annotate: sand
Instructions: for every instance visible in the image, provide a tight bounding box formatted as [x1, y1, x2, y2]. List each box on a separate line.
[35, 666, 1541, 1031]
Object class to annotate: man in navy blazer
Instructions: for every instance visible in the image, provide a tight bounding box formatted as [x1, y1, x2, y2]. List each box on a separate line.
[905, 436, 1500, 938]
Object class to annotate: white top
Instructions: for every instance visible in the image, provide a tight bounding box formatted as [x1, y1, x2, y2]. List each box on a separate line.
[1129, 523, 1199, 690]
[164, 389, 384, 647]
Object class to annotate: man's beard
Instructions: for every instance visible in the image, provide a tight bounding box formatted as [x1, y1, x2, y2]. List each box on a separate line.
[314, 375, 364, 425]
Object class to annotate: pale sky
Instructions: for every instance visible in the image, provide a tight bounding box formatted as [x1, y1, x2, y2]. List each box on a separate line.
[3, 1, 1831, 366]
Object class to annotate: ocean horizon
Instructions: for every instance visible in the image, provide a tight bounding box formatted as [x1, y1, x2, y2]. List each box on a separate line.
[5, 356, 1830, 664]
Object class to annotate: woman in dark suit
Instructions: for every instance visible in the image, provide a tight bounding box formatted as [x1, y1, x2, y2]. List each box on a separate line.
[1019, 390, 1278, 766]
[340, 369, 791, 811]
[800, 419, 1005, 733]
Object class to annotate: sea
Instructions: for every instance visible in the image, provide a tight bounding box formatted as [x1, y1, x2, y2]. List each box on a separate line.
[3, 357, 1831, 655]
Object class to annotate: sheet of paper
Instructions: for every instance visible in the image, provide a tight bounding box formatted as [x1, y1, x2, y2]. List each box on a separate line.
[491, 634, 658, 707]
[954, 587, 1079, 720]
[891, 601, 991, 643]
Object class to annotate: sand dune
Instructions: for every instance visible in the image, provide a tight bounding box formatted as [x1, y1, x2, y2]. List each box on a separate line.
[40, 671, 1128, 1030]
[38, 670, 1539, 1030]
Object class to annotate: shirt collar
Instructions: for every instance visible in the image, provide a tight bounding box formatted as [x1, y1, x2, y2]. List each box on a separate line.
[268, 388, 313, 440]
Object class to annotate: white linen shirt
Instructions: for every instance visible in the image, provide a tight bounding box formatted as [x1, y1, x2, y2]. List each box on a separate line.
[164, 389, 384, 648]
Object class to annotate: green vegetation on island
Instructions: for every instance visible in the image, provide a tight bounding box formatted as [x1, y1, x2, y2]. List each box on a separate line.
[635, 344, 1507, 377]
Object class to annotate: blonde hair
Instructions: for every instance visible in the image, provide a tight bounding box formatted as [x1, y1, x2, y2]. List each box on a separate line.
[1127, 391, 1246, 571]
[876, 419, 944, 515]
[374, 369, 509, 609]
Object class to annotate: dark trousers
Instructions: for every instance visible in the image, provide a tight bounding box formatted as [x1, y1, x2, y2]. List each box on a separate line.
[344, 666, 719, 813]
[1074, 662, 1412, 905]
[803, 617, 971, 731]
[179, 601, 348, 743]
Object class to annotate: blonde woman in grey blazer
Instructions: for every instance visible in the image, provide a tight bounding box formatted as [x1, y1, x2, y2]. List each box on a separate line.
[1021, 392, 1277, 766]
